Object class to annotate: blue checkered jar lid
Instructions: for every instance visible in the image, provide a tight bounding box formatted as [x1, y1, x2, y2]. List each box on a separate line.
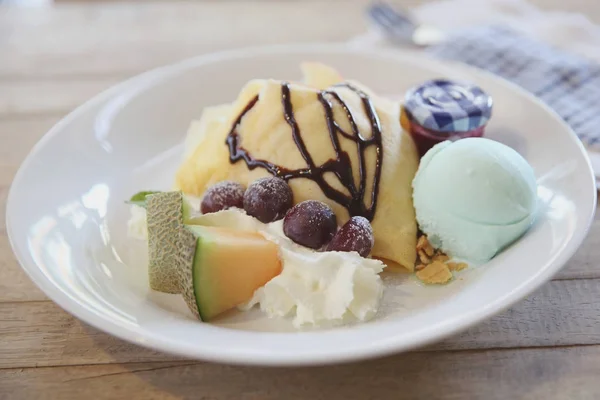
[404, 79, 493, 133]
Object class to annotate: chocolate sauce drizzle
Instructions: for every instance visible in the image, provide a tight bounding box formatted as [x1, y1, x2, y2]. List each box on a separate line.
[226, 82, 383, 221]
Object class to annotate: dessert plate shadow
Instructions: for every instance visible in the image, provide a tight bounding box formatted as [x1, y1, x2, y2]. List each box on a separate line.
[6, 44, 596, 366]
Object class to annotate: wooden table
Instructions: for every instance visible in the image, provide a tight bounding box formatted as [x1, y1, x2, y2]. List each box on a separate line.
[1, 1, 600, 398]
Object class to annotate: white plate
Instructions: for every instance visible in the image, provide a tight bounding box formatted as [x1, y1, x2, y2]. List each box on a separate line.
[6, 44, 596, 366]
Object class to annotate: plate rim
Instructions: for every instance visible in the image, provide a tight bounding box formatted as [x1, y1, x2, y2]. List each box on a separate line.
[6, 43, 597, 366]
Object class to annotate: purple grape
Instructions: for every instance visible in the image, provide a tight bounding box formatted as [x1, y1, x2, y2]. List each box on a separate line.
[243, 177, 293, 223]
[326, 216, 374, 257]
[201, 181, 245, 214]
[283, 200, 337, 249]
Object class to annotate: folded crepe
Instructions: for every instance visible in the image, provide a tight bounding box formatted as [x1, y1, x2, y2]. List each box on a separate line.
[175, 63, 419, 271]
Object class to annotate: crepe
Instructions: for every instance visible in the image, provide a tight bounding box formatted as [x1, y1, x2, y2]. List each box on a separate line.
[175, 63, 419, 271]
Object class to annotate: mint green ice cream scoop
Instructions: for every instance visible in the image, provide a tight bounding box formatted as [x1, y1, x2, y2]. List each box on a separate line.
[412, 138, 538, 264]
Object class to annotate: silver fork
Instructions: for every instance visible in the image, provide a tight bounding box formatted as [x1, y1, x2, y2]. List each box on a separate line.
[367, 1, 446, 47]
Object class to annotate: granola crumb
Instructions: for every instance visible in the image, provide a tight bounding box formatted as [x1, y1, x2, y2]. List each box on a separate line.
[416, 235, 428, 250]
[416, 261, 453, 284]
[449, 262, 468, 272]
[418, 249, 431, 264]
[417, 235, 435, 256]
[424, 246, 435, 257]
[415, 234, 468, 280]
[433, 254, 450, 263]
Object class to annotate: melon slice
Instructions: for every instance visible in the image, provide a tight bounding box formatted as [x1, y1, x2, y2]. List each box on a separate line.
[146, 191, 201, 293]
[177, 225, 282, 321]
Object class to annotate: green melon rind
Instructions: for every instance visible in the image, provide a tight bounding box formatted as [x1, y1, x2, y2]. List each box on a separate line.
[146, 191, 199, 294]
[177, 226, 202, 320]
[185, 225, 219, 321]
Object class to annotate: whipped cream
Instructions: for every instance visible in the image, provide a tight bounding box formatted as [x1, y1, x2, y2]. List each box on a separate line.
[127, 205, 149, 240]
[127, 206, 385, 327]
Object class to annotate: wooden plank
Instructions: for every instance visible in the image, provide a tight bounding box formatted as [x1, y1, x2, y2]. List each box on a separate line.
[0, 239, 46, 302]
[0, 118, 59, 302]
[556, 219, 600, 280]
[0, 239, 47, 302]
[3, 279, 600, 369]
[433, 278, 600, 351]
[0, 301, 178, 369]
[0, 1, 599, 397]
[0, 79, 120, 117]
[0, 117, 60, 164]
[4, 0, 599, 79]
[0, 1, 372, 79]
[1, 346, 600, 399]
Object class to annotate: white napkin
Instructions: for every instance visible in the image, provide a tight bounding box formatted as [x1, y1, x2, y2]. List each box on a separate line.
[350, 0, 600, 182]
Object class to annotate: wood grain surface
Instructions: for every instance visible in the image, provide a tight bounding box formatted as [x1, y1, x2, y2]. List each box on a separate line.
[1, 1, 599, 399]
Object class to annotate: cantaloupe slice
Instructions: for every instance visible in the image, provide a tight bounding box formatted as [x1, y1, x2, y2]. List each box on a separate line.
[146, 191, 202, 294]
[177, 225, 282, 321]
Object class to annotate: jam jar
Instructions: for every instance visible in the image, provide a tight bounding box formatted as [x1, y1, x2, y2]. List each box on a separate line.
[401, 79, 493, 157]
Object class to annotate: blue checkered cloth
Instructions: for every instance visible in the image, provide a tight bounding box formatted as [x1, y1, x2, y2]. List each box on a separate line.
[404, 79, 493, 132]
[426, 25, 600, 149]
